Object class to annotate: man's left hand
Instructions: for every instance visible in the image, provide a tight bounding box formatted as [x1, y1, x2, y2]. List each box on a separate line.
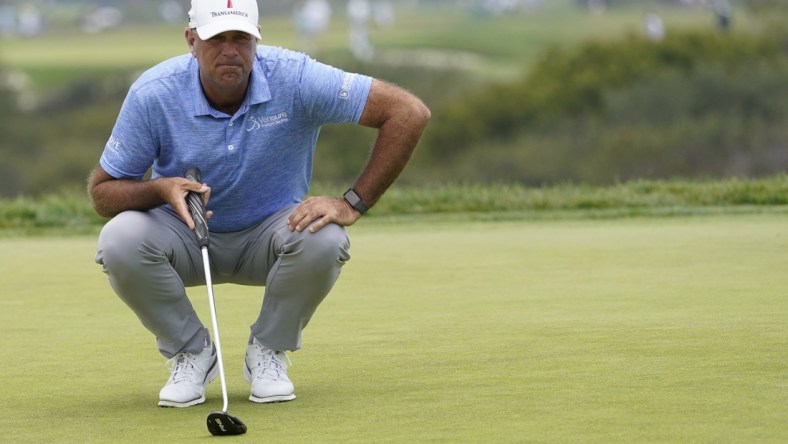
[287, 196, 362, 233]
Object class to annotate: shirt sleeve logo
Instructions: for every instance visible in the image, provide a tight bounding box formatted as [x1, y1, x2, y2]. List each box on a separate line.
[339, 73, 355, 100]
[106, 134, 122, 154]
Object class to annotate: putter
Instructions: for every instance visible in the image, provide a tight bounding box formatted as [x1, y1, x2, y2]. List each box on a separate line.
[185, 167, 248, 436]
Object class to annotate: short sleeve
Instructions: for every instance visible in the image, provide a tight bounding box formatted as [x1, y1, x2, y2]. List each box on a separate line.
[99, 90, 157, 180]
[297, 57, 372, 125]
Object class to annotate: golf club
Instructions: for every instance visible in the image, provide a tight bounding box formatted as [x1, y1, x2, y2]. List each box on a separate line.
[185, 167, 248, 436]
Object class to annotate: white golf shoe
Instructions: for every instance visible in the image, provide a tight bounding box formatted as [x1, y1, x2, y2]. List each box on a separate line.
[158, 343, 218, 408]
[244, 338, 296, 403]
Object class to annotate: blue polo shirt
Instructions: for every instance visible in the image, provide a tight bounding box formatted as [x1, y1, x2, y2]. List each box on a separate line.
[100, 45, 372, 232]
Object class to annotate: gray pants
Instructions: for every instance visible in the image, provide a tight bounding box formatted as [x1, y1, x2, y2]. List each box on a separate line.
[95, 205, 350, 358]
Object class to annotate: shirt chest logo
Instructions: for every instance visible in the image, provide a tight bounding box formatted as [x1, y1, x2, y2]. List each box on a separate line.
[246, 112, 289, 132]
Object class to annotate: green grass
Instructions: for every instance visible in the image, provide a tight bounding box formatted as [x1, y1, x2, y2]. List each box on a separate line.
[1, 215, 786, 442]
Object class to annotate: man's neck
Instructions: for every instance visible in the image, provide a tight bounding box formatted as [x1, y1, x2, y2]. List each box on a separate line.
[200, 77, 249, 116]
[208, 97, 243, 116]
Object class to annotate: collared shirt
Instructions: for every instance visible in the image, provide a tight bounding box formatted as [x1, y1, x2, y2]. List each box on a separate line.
[100, 45, 372, 232]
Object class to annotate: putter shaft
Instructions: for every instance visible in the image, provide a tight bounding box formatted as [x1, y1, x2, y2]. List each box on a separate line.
[202, 246, 229, 413]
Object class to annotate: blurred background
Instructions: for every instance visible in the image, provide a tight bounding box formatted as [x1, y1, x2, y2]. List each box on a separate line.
[0, 0, 786, 197]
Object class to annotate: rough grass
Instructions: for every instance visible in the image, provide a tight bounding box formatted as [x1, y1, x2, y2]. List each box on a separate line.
[369, 175, 788, 214]
[1, 215, 786, 442]
[3, 176, 788, 235]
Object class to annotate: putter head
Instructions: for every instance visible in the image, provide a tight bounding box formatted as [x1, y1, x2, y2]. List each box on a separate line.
[207, 411, 247, 436]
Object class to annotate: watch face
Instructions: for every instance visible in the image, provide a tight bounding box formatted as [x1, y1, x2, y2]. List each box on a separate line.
[344, 189, 367, 214]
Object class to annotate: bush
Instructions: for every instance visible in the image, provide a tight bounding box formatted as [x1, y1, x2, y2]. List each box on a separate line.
[417, 27, 788, 185]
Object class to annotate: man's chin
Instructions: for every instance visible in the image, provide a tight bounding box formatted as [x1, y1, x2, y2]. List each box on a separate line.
[219, 74, 242, 84]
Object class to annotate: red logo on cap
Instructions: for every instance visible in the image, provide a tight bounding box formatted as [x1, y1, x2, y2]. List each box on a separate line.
[227, 0, 233, 8]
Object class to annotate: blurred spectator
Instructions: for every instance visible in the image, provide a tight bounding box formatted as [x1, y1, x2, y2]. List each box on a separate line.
[81, 6, 123, 34]
[347, 0, 374, 61]
[372, 1, 395, 28]
[294, 0, 332, 54]
[159, 1, 184, 24]
[711, 0, 732, 32]
[644, 12, 665, 42]
[18, 4, 44, 38]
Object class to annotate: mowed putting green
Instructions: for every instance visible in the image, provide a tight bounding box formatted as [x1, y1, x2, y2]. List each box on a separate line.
[1, 215, 786, 443]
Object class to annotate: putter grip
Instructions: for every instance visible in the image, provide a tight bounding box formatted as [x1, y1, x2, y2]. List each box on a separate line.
[184, 167, 209, 248]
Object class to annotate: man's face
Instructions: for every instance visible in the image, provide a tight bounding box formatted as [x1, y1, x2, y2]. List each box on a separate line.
[187, 29, 257, 93]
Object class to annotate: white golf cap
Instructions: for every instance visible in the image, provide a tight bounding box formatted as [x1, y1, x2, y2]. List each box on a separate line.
[188, 0, 261, 40]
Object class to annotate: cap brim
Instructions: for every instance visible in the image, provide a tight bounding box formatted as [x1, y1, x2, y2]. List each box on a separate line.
[195, 20, 261, 40]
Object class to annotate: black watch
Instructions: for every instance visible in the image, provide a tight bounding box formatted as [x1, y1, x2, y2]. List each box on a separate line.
[343, 188, 369, 215]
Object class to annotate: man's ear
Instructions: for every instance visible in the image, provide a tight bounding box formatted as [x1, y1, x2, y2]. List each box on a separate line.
[184, 28, 196, 55]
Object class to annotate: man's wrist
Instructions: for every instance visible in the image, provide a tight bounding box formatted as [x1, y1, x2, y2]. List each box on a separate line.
[343, 188, 369, 215]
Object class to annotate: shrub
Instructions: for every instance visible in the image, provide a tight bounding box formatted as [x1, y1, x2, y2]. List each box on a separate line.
[418, 27, 788, 184]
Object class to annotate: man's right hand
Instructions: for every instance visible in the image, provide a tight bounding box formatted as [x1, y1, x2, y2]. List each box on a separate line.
[158, 177, 212, 230]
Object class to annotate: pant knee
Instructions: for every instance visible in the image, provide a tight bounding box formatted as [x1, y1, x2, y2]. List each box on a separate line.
[95, 211, 151, 272]
[285, 223, 350, 268]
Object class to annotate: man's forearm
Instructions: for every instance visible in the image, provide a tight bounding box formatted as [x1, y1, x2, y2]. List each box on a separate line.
[353, 118, 427, 207]
[89, 174, 167, 218]
[353, 83, 431, 208]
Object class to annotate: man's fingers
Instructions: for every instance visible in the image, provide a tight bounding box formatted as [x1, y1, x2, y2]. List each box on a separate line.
[201, 185, 211, 205]
[287, 205, 315, 232]
[287, 196, 360, 233]
[173, 199, 195, 230]
[166, 178, 211, 230]
[287, 200, 318, 232]
[307, 216, 329, 233]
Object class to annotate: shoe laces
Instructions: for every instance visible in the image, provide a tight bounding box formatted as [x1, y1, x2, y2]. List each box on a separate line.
[250, 343, 291, 381]
[165, 352, 206, 384]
